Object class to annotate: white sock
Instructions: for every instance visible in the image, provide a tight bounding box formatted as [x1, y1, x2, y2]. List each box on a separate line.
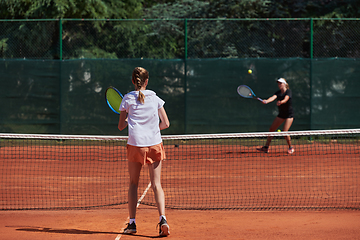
[160, 215, 166, 222]
[129, 218, 136, 224]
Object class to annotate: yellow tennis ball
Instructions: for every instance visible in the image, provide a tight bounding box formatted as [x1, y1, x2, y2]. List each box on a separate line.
[248, 69, 252, 74]
[277, 129, 281, 132]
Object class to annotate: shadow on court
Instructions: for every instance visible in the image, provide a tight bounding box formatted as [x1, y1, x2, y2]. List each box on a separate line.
[12, 226, 166, 238]
[14, 226, 119, 235]
[1, 207, 360, 240]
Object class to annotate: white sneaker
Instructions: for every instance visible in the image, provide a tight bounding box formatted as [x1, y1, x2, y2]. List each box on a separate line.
[288, 147, 294, 154]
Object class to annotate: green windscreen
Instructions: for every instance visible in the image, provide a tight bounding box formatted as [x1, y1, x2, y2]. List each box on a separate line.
[0, 58, 359, 135]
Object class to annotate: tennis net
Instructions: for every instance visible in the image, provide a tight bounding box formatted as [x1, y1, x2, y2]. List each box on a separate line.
[1, 129, 359, 210]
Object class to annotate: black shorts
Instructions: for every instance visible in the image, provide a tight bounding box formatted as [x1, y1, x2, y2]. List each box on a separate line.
[278, 111, 294, 119]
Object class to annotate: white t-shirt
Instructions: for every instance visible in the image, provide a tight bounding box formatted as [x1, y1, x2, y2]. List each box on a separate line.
[119, 90, 165, 147]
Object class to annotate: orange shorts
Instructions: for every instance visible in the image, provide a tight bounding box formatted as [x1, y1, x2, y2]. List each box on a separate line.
[127, 143, 166, 165]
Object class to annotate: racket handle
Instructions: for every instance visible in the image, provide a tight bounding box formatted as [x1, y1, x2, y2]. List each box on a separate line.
[257, 97, 263, 102]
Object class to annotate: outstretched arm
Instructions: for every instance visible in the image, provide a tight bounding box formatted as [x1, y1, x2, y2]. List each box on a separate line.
[262, 95, 277, 104]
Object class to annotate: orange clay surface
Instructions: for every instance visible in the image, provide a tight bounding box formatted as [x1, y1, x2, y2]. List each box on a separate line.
[1, 140, 359, 239]
[1, 142, 359, 210]
[1, 205, 360, 240]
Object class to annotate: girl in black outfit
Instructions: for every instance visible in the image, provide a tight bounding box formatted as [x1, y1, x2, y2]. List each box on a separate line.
[257, 78, 294, 154]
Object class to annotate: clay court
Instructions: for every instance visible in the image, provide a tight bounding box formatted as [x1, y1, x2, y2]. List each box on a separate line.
[1, 132, 359, 239]
[1, 207, 360, 240]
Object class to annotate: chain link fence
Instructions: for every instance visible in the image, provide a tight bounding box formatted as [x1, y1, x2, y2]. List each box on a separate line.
[1, 18, 360, 134]
[1, 18, 360, 59]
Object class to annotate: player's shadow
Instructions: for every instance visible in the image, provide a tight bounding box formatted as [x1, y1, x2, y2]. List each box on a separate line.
[15, 226, 164, 238]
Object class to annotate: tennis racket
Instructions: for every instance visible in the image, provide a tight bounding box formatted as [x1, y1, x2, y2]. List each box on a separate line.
[105, 86, 124, 114]
[237, 85, 263, 102]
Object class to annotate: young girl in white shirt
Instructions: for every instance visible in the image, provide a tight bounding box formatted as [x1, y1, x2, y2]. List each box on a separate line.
[118, 67, 170, 236]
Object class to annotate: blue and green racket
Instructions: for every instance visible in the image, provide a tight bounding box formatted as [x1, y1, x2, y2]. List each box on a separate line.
[105, 86, 124, 114]
[237, 85, 263, 102]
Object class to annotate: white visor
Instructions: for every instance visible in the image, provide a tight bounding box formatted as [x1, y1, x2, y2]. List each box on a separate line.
[277, 78, 287, 84]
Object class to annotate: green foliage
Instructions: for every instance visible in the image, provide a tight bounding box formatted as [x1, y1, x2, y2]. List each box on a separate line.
[205, 0, 270, 18]
[266, 0, 360, 18]
[75, 47, 117, 59]
[0, 0, 145, 59]
[1, 0, 359, 20]
[1, 0, 360, 60]
[0, 38, 8, 53]
[143, 0, 178, 8]
[143, 0, 270, 19]
[144, 0, 209, 18]
[0, 0, 143, 19]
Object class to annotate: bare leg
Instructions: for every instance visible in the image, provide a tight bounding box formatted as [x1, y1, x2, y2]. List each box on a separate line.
[265, 117, 285, 146]
[148, 160, 165, 216]
[282, 118, 294, 148]
[128, 161, 142, 219]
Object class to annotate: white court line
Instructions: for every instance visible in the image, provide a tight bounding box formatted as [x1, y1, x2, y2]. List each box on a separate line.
[115, 182, 152, 240]
[137, 182, 152, 207]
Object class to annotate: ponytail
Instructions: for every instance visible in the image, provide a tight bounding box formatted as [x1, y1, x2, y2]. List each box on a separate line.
[138, 91, 145, 104]
[132, 67, 149, 104]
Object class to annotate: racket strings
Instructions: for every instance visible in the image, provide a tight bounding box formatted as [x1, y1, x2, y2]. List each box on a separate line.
[238, 87, 252, 97]
[105, 87, 123, 114]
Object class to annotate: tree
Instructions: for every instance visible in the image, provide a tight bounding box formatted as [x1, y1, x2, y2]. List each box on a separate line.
[1, 0, 360, 59]
[0, 0, 143, 19]
[0, 0, 144, 59]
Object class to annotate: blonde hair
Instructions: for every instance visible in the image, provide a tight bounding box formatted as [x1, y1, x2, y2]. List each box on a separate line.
[278, 78, 290, 89]
[132, 67, 149, 104]
[285, 81, 290, 89]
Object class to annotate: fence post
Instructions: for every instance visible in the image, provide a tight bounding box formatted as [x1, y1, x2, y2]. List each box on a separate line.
[184, 18, 188, 134]
[59, 19, 63, 60]
[59, 18, 63, 133]
[310, 18, 313, 130]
